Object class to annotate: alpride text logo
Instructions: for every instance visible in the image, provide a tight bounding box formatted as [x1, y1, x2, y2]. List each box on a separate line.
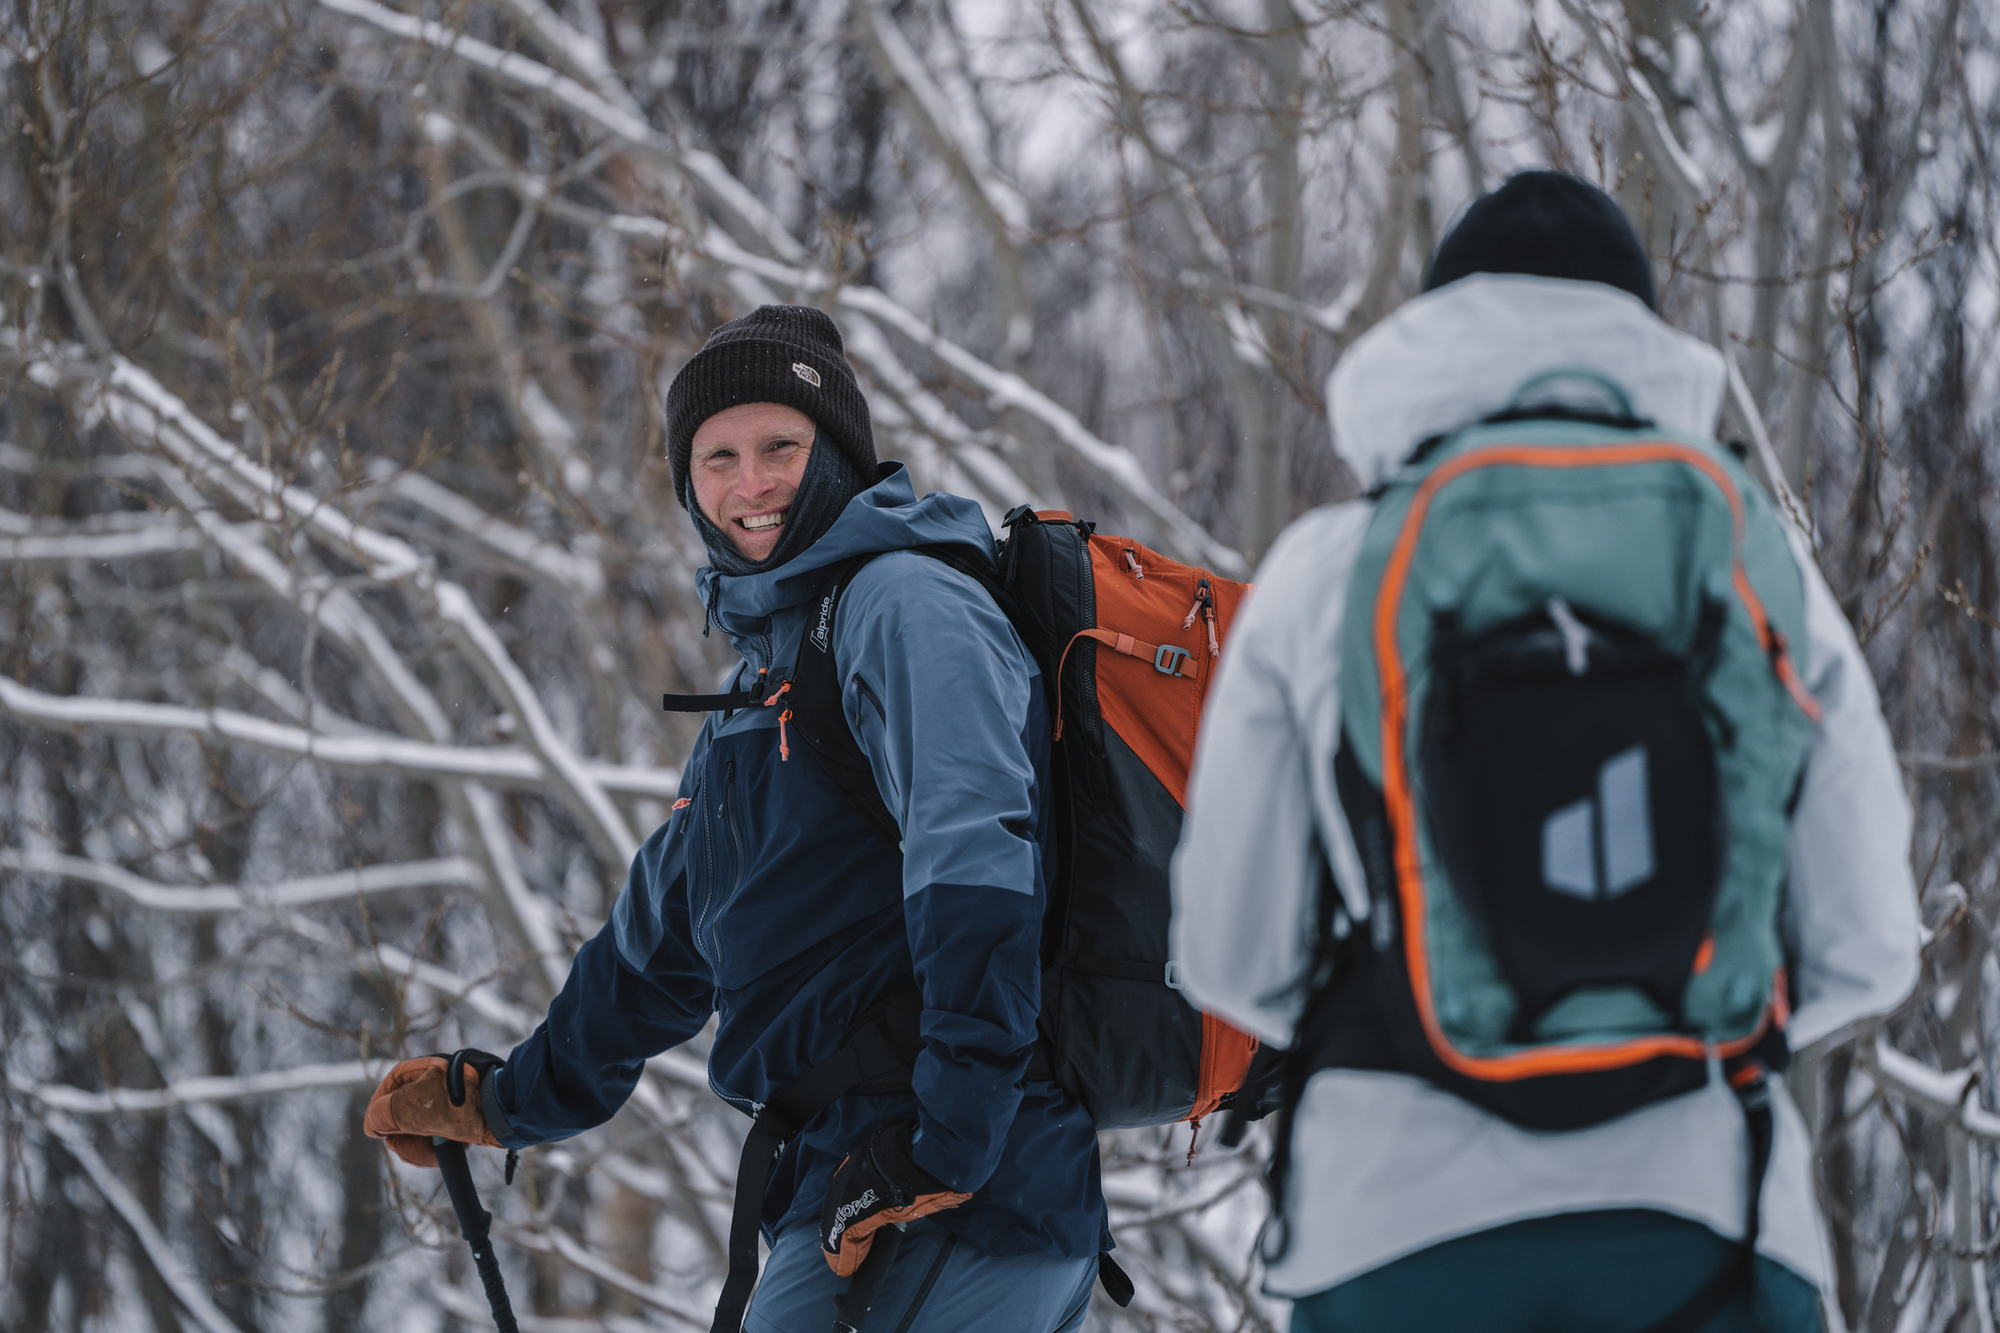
[826, 1188, 879, 1248]
[812, 587, 837, 652]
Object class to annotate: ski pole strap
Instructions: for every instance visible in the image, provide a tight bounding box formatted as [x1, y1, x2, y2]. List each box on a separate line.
[1096, 1254, 1135, 1308]
[709, 1006, 922, 1333]
[831, 1222, 907, 1333]
[1636, 1065, 1775, 1333]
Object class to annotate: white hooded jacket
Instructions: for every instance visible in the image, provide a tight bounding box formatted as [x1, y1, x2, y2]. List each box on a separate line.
[1170, 273, 1922, 1301]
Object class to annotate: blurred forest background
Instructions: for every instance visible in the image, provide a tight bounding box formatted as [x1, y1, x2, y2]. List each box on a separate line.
[2, 0, 1996, 1329]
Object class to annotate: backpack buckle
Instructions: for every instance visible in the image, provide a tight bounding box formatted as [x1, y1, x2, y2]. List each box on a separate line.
[1164, 961, 1183, 990]
[1154, 644, 1192, 677]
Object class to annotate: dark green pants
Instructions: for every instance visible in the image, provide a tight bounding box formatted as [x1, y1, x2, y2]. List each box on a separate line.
[1289, 1210, 1824, 1333]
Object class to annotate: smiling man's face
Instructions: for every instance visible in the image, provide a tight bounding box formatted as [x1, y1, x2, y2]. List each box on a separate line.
[688, 402, 817, 562]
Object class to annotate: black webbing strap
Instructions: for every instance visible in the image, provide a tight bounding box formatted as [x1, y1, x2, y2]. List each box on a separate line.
[788, 543, 1028, 853]
[1637, 1068, 1776, 1333]
[790, 553, 905, 848]
[663, 678, 767, 713]
[710, 1012, 920, 1333]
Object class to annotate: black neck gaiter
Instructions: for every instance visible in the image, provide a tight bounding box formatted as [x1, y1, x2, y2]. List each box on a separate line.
[685, 430, 871, 577]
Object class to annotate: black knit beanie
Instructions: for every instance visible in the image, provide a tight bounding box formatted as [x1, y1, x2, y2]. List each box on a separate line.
[665, 304, 876, 508]
[1423, 170, 1657, 310]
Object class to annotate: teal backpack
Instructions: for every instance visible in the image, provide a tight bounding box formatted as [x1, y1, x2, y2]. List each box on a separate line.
[1271, 376, 1822, 1317]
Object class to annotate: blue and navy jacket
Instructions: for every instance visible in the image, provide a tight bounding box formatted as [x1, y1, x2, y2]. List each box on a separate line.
[490, 465, 1106, 1258]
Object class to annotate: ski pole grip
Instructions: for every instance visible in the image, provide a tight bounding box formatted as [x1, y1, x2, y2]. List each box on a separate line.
[433, 1138, 491, 1246]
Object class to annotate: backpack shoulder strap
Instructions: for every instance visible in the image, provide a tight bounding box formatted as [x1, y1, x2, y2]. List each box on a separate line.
[787, 543, 1017, 850]
[788, 552, 903, 848]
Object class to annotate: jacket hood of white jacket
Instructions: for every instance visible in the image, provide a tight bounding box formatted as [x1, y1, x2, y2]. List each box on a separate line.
[1326, 273, 1729, 489]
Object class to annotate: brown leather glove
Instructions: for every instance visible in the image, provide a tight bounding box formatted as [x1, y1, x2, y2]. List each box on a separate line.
[363, 1055, 502, 1168]
[819, 1120, 973, 1276]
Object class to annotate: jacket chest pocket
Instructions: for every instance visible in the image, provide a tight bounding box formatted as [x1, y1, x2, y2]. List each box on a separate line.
[692, 758, 745, 969]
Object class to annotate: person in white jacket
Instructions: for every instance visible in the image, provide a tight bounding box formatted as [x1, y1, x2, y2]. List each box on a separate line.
[1171, 172, 1920, 1332]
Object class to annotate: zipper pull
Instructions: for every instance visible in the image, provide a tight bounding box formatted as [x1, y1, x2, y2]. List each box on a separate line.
[777, 708, 792, 761]
[1185, 1116, 1203, 1167]
[1198, 576, 1219, 656]
[1123, 547, 1144, 579]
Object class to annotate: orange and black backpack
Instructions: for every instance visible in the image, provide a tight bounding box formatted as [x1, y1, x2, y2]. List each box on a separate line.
[784, 505, 1260, 1133]
[695, 506, 1258, 1331]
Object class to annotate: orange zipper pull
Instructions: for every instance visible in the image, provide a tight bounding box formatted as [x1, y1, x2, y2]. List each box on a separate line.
[1196, 576, 1220, 656]
[777, 708, 792, 761]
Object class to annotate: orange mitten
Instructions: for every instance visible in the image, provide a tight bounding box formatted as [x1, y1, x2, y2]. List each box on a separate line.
[363, 1056, 502, 1168]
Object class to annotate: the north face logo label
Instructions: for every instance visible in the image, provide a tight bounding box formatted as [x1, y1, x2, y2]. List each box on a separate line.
[792, 361, 821, 388]
[1542, 745, 1655, 901]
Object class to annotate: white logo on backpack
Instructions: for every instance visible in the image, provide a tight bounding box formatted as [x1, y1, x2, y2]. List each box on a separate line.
[1542, 745, 1655, 900]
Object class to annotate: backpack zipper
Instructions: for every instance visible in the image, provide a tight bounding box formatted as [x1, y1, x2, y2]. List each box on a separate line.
[1182, 574, 1220, 658]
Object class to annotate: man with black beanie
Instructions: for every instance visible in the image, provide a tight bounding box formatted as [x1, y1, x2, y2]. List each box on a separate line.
[366, 306, 1107, 1332]
[1172, 171, 1918, 1331]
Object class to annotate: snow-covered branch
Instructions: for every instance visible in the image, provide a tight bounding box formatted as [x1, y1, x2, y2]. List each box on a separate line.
[0, 676, 679, 798]
[497, 1226, 709, 1327]
[1866, 1038, 2000, 1141]
[1, 847, 481, 914]
[11, 1062, 393, 1116]
[41, 1113, 249, 1333]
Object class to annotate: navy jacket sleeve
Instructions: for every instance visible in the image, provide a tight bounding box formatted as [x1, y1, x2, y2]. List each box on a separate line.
[835, 551, 1048, 1192]
[489, 805, 714, 1146]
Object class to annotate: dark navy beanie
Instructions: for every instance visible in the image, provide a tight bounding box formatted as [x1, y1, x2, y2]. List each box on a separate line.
[665, 304, 877, 509]
[1423, 171, 1657, 310]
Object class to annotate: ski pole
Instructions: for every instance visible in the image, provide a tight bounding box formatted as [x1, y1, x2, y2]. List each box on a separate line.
[434, 1049, 519, 1333]
[434, 1138, 518, 1333]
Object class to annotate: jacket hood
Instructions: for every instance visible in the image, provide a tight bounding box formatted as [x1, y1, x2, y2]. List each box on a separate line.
[696, 462, 995, 640]
[1326, 274, 1728, 490]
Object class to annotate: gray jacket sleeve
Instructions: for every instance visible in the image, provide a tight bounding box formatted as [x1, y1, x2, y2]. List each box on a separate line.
[1780, 530, 1922, 1046]
[1170, 505, 1373, 1047]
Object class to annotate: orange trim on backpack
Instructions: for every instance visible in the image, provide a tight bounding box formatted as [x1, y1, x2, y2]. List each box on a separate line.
[1375, 442, 1807, 1082]
[1189, 1011, 1258, 1122]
